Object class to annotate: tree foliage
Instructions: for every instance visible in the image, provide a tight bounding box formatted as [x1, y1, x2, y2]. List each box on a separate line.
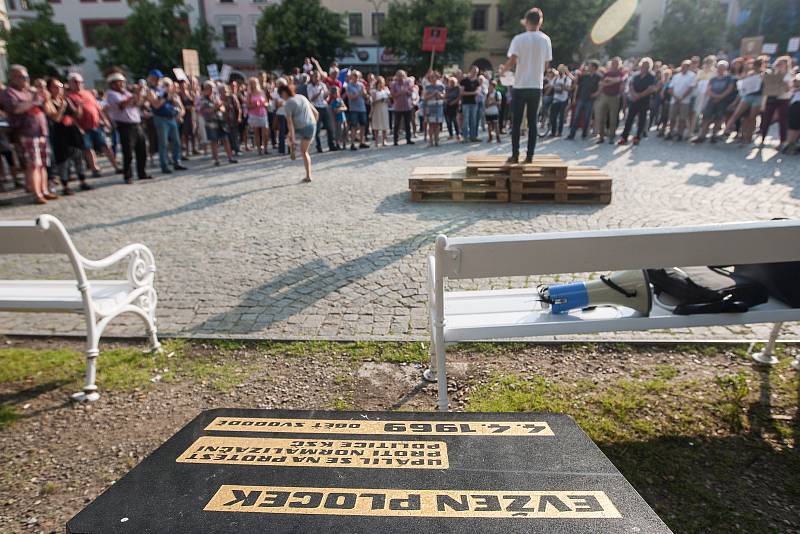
[498, 0, 636, 63]
[729, 0, 800, 55]
[255, 0, 352, 73]
[378, 0, 480, 74]
[650, 0, 726, 64]
[93, 0, 218, 79]
[1, 2, 83, 79]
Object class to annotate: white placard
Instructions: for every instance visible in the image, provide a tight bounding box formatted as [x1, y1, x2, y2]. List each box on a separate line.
[207, 64, 220, 81]
[220, 64, 233, 83]
[761, 42, 778, 55]
[500, 71, 515, 87]
[172, 67, 189, 82]
[788, 37, 800, 53]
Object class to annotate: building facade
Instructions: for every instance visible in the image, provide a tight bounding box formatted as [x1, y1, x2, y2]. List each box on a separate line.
[7, 0, 200, 86]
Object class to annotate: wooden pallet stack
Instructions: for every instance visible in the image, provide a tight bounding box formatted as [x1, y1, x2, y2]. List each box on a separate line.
[408, 166, 509, 203]
[409, 154, 612, 204]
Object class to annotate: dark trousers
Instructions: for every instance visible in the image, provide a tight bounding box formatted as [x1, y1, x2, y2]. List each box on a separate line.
[445, 105, 460, 137]
[277, 115, 288, 154]
[569, 98, 594, 137]
[760, 98, 789, 143]
[550, 100, 567, 136]
[393, 110, 412, 143]
[621, 98, 650, 140]
[116, 122, 147, 180]
[315, 106, 335, 151]
[511, 88, 541, 158]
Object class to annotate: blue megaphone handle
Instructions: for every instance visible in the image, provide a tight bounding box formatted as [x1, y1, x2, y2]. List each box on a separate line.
[548, 282, 589, 314]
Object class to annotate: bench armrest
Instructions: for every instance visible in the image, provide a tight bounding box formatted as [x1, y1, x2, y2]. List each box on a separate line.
[80, 244, 156, 288]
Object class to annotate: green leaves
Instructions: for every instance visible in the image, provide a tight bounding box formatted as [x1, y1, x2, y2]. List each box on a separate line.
[379, 0, 479, 74]
[1, 2, 83, 79]
[255, 0, 353, 72]
[649, 0, 725, 64]
[94, 0, 219, 79]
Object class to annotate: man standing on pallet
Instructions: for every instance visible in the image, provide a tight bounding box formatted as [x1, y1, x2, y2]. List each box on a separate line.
[499, 7, 552, 164]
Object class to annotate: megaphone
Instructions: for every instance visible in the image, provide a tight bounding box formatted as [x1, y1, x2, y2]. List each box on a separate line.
[539, 270, 652, 316]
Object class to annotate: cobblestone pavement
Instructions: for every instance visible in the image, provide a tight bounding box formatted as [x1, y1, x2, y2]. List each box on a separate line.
[1, 133, 799, 342]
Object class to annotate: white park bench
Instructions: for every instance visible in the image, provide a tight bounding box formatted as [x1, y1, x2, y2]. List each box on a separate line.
[425, 220, 800, 411]
[0, 214, 161, 401]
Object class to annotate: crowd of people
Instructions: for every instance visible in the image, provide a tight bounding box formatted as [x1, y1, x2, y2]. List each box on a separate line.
[1, 40, 799, 203]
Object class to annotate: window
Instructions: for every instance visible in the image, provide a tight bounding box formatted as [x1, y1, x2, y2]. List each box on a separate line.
[81, 19, 126, 47]
[371, 12, 384, 36]
[7, 0, 16, 8]
[348, 13, 362, 36]
[471, 6, 488, 31]
[222, 25, 238, 48]
[496, 6, 505, 30]
[220, 0, 233, 3]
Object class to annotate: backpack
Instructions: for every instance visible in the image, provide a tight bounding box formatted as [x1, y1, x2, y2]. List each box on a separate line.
[646, 266, 769, 315]
[733, 262, 800, 308]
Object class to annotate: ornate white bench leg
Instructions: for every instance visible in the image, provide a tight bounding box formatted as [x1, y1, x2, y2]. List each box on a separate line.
[72, 346, 100, 402]
[148, 322, 162, 353]
[752, 322, 782, 366]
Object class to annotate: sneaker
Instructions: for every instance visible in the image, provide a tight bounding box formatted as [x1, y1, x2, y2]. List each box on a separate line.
[174, 164, 188, 171]
[228, 158, 238, 164]
[617, 138, 627, 145]
[359, 143, 370, 149]
[80, 181, 93, 191]
[566, 134, 575, 140]
[596, 138, 605, 144]
[506, 155, 519, 164]
[407, 140, 415, 145]
[62, 186, 75, 196]
[692, 136, 706, 144]
[316, 147, 323, 154]
[350, 144, 357, 151]
[632, 137, 640, 145]
[523, 156, 533, 164]
[162, 168, 172, 174]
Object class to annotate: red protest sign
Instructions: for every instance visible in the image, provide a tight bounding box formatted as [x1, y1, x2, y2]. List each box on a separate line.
[422, 27, 447, 52]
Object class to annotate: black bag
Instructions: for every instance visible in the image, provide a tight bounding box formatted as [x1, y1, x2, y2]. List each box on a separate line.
[646, 266, 769, 315]
[733, 262, 800, 308]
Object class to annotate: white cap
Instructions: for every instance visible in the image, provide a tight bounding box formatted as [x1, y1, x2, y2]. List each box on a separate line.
[107, 72, 126, 84]
[68, 72, 84, 83]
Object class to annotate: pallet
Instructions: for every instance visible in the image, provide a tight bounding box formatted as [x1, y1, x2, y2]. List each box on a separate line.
[509, 167, 612, 204]
[465, 154, 568, 178]
[410, 166, 507, 198]
[411, 190, 509, 203]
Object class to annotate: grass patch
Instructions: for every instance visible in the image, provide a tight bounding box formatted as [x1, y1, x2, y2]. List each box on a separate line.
[0, 339, 251, 393]
[0, 404, 19, 429]
[466, 363, 800, 533]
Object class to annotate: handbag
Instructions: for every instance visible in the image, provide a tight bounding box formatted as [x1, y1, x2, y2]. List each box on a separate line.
[647, 266, 768, 315]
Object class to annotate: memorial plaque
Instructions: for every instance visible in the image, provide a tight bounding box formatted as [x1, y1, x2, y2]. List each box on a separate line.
[67, 409, 672, 533]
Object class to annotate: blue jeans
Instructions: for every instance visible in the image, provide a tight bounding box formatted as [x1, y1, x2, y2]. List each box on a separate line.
[153, 115, 181, 171]
[569, 99, 594, 137]
[462, 103, 478, 139]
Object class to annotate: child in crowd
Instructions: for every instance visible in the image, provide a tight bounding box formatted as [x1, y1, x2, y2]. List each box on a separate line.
[330, 87, 348, 150]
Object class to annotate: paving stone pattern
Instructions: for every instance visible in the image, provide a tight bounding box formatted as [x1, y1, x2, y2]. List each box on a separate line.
[1, 136, 799, 342]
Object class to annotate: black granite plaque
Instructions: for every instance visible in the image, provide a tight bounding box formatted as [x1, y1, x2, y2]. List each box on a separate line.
[67, 409, 672, 533]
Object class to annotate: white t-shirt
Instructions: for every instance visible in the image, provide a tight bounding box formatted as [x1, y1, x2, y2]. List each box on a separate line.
[507, 30, 552, 89]
[670, 71, 697, 103]
[552, 75, 571, 102]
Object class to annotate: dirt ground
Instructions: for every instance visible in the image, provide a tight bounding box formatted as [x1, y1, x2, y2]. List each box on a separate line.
[0, 337, 798, 534]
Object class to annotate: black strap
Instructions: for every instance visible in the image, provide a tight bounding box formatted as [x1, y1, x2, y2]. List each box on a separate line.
[600, 275, 637, 298]
[674, 294, 749, 315]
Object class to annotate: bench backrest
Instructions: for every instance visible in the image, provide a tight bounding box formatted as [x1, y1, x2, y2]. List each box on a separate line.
[0, 215, 75, 255]
[435, 220, 800, 280]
